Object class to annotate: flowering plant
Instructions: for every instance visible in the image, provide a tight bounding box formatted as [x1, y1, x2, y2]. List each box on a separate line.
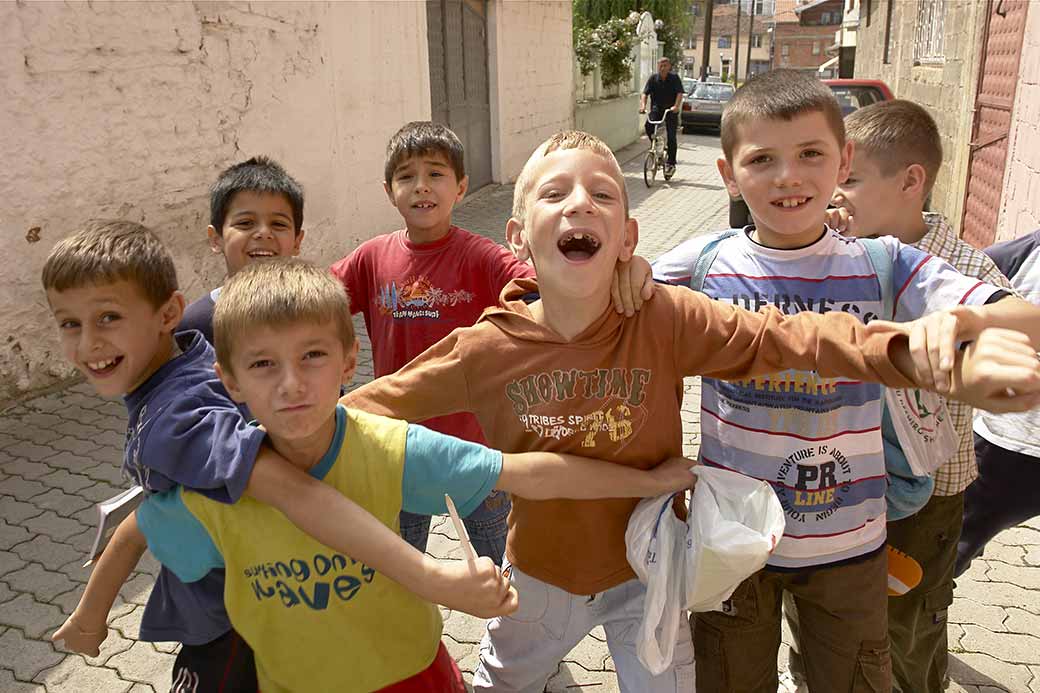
[574, 13, 641, 89]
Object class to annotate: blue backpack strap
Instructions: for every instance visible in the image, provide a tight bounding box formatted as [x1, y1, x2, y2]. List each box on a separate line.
[859, 237, 894, 321]
[690, 229, 741, 292]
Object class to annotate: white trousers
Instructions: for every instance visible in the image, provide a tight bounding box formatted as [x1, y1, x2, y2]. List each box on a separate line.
[472, 562, 695, 692]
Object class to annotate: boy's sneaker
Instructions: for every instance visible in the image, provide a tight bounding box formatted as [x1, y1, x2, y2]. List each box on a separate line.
[664, 163, 676, 176]
[778, 670, 808, 693]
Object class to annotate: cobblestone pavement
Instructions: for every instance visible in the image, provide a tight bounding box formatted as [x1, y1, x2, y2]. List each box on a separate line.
[2, 131, 1039, 692]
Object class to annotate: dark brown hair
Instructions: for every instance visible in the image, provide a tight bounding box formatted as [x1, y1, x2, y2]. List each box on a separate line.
[845, 99, 943, 195]
[384, 121, 466, 184]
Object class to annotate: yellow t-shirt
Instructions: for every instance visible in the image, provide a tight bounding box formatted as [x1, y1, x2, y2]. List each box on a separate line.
[181, 407, 441, 692]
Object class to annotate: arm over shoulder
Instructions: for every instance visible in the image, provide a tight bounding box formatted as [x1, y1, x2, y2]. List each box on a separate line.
[135, 489, 224, 583]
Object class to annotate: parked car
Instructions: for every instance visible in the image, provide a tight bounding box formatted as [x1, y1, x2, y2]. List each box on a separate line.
[823, 78, 895, 116]
[682, 81, 735, 132]
[682, 77, 697, 95]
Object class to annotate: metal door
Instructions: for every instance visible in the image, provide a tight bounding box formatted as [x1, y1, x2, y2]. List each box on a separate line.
[961, 0, 1028, 248]
[427, 0, 493, 191]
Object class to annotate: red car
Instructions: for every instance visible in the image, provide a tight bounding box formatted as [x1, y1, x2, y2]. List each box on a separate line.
[822, 78, 895, 117]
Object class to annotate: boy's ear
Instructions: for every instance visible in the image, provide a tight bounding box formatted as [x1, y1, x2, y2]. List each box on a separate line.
[292, 227, 306, 256]
[506, 217, 530, 262]
[159, 291, 185, 334]
[619, 217, 639, 262]
[902, 163, 928, 198]
[455, 174, 469, 203]
[341, 340, 360, 386]
[207, 226, 224, 255]
[837, 140, 855, 185]
[716, 157, 742, 200]
[214, 361, 245, 403]
[383, 180, 395, 204]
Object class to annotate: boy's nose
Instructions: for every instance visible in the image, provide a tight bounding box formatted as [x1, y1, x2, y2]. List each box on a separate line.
[253, 223, 274, 238]
[279, 365, 306, 396]
[563, 186, 595, 215]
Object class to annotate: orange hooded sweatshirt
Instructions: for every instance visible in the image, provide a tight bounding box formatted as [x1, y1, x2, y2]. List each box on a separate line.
[344, 278, 913, 595]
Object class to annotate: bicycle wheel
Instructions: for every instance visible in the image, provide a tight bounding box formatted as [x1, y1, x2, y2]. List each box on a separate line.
[643, 151, 657, 188]
[640, 149, 657, 185]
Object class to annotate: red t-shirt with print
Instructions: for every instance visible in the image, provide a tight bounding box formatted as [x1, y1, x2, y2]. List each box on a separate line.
[330, 226, 534, 444]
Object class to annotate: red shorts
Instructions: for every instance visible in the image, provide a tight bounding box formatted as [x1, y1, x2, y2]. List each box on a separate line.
[378, 642, 466, 692]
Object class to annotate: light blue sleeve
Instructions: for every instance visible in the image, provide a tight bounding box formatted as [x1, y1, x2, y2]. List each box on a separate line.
[135, 489, 224, 583]
[401, 424, 503, 517]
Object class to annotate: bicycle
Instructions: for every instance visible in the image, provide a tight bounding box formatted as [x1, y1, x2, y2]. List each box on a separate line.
[641, 110, 676, 188]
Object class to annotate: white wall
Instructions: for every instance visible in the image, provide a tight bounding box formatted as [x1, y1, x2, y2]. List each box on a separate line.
[0, 1, 430, 403]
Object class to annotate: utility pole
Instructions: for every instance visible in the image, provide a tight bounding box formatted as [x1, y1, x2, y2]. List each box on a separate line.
[746, 0, 757, 80]
[734, 0, 742, 83]
[700, 0, 714, 81]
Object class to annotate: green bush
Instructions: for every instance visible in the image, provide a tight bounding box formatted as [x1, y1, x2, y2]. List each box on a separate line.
[574, 13, 640, 90]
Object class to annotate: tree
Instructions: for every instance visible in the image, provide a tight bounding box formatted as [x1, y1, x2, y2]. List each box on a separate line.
[573, 0, 691, 61]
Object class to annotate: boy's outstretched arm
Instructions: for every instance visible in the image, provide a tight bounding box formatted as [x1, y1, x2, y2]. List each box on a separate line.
[245, 450, 518, 618]
[497, 453, 695, 500]
[52, 513, 146, 656]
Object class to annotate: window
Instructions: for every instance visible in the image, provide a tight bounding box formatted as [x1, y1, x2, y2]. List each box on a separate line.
[883, 0, 895, 63]
[686, 36, 698, 49]
[812, 41, 821, 55]
[820, 11, 831, 23]
[719, 35, 733, 48]
[755, 0, 766, 15]
[913, 0, 945, 64]
[781, 44, 790, 57]
[751, 33, 763, 48]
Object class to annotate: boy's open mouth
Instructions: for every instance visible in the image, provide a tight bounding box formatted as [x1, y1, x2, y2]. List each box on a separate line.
[247, 249, 277, 259]
[85, 356, 123, 376]
[557, 231, 601, 261]
[413, 201, 437, 209]
[771, 196, 811, 209]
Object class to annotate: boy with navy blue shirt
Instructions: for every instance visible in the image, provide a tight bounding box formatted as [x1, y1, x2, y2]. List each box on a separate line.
[45, 221, 522, 690]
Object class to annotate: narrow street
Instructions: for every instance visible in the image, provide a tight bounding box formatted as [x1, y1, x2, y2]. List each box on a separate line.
[2, 130, 1038, 692]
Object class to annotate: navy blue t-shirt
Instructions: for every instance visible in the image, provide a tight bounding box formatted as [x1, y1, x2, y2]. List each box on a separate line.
[179, 289, 219, 346]
[124, 329, 263, 644]
[643, 72, 684, 116]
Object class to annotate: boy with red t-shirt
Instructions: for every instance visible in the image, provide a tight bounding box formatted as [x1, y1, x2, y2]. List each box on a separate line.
[331, 122, 652, 562]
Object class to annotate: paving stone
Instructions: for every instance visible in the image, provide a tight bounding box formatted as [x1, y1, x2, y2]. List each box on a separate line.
[5, 562, 78, 602]
[0, 495, 46, 524]
[107, 641, 176, 691]
[21, 511, 85, 542]
[0, 593, 67, 638]
[442, 632, 477, 664]
[957, 578, 1040, 615]
[0, 579, 13, 603]
[0, 520, 33, 551]
[77, 481, 126, 503]
[18, 412, 65, 432]
[949, 623, 966, 650]
[960, 625, 1040, 665]
[0, 476, 50, 501]
[2, 441, 61, 463]
[55, 556, 93, 586]
[93, 429, 127, 450]
[51, 421, 106, 444]
[1024, 546, 1040, 567]
[120, 573, 155, 606]
[949, 598, 1009, 632]
[79, 626, 136, 667]
[441, 609, 488, 644]
[41, 448, 107, 474]
[127, 685, 156, 693]
[36, 469, 96, 495]
[60, 526, 96, 553]
[13, 535, 83, 572]
[0, 628, 64, 681]
[1004, 607, 1040, 636]
[79, 461, 128, 486]
[110, 605, 144, 641]
[986, 563, 1040, 590]
[960, 558, 992, 583]
[0, 668, 46, 692]
[993, 527, 1040, 548]
[546, 662, 620, 692]
[150, 640, 180, 654]
[949, 652, 1033, 692]
[28, 488, 92, 518]
[0, 458, 54, 481]
[976, 542, 1027, 567]
[135, 552, 162, 579]
[0, 549, 28, 577]
[566, 631, 615, 672]
[34, 656, 133, 693]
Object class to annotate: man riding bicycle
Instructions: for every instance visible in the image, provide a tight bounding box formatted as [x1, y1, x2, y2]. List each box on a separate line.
[639, 56, 684, 177]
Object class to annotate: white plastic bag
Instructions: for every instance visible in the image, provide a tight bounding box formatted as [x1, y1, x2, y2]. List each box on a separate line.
[885, 387, 959, 477]
[684, 466, 785, 612]
[625, 492, 688, 676]
[626, 466, 786, 674]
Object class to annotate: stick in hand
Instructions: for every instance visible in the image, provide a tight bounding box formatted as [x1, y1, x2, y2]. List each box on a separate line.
[445, 494, 477, 563]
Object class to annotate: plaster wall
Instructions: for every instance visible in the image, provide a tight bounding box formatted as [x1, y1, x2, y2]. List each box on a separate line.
[0, 1, 430, 404]
[995, 2, 1040, 243]
[854, 0, 987, 230]
[489, 1, 573, 183]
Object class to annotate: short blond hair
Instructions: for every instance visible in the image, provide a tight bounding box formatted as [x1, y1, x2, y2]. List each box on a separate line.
[213, 258, 355, 371]
[41, 220, 178, 308]
[845, 99, 943, 196]
[511, 130, 630, 224]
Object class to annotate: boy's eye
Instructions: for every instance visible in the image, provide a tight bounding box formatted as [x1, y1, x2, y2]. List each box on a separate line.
[58, 319, 80, 330]
[749, 155, 771, 165]
[541, 189, 563, 200]
[801, 149, 823, 159]
[593, 191, 615, 200]
[303, 350, 327, 360]
[99, 313, 121, 324]
[248, 359, 274, 370]
[844, 177, 859, 185]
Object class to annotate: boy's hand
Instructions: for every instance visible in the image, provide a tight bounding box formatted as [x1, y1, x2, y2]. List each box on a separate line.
[869, 305, 990, 393]
[648, 456, 697, 496]
[950, 327, 1040, 413]
[432, 557, 519, 619]
[612, 255, 656, 317]
[52, 612, 108, 657]
[825, 206, 858, 236]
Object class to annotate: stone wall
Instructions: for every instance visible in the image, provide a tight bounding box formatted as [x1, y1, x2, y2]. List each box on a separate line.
[0, 1, 431, 404]
[854, 0, 987, 230]
[995, 2, 1040, 243]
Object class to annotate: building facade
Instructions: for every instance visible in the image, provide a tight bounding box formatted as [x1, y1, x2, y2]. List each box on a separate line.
[0, 0, 573, 404]
[771, 0, 844, 73]
[682, 0, 774, 81]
